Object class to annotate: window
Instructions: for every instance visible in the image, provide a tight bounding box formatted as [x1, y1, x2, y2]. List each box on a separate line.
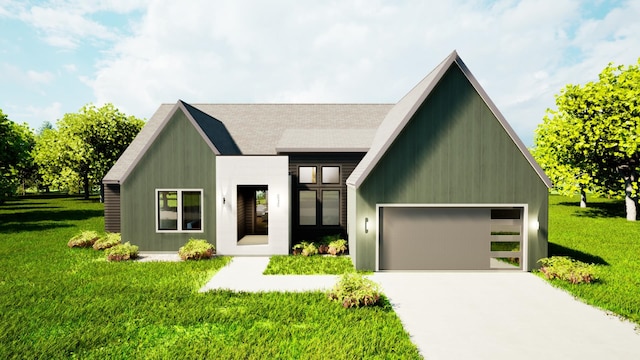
[322, 166, 340, 184]
[322, 190, 340, 225]
[299, 190, 316, 225]
[299, 166, 317, 184]
[157, 189, 203, 232]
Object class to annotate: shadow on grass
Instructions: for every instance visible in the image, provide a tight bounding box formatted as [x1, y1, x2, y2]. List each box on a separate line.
[559, 201, 626, 219]
[548, 242, 609, 266]
[0, 209, 103, 234]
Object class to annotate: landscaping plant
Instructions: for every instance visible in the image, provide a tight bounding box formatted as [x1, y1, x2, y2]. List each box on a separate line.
[179, 238, 215, 260]
[328, 273, 381, 308]
[328, 239, 348, 256]
[105, 242, 139, 261]
[538, 256, 599, 284]
[302, 242, 318, 257]
[93, 232, 121, 250]
[67, 230, 100, 248]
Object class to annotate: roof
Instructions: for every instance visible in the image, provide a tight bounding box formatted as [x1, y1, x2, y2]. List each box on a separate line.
[346, 50, 552, 188]
[104, 103, 392, 183]
[185, 104, 392, 155]
[276, 129, 376, 153]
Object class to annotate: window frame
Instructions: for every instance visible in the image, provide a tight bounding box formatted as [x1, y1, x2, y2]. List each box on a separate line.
[155, 189, 204, 233]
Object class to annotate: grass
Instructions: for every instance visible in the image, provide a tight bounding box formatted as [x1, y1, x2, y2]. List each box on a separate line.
[0, 196, 421, 359]
[263, 255, 359, 275]
[544, 194, 640, 325]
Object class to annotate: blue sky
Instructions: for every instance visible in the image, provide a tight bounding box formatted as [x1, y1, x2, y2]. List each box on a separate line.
[1, 0, 638, 146]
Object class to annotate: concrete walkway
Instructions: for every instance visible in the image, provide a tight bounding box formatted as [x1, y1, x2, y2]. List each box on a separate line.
[199, 256, 339, 292]
[149, 255, 640, 359]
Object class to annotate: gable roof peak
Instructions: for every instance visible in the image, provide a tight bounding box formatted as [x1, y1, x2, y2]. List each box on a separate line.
[346, 50, 551, 188]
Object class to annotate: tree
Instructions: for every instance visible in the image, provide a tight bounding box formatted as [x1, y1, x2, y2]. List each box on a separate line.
[0, 109, 34, 204]
[33, 104, 144, 199]
[533, 59, 640, 220]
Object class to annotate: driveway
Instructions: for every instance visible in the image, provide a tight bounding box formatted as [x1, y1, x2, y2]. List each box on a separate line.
[371, 271, 640, 360]
[196, 257, 640, 359]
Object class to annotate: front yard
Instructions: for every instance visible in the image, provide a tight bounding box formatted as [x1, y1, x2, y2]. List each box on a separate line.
[0, 197, 420, 359]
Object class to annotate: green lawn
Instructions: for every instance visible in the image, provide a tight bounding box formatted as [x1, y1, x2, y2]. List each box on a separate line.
[264, 255, 358, 275]
[0, 197, 420, 359]
[545, 194, 640, 325]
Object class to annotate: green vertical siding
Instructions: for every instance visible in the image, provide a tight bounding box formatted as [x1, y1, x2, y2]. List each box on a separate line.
[120, 109, 217, 251]
[355, 65, 548, 270]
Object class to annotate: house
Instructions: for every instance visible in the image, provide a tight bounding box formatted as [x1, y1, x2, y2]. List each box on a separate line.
[103, 51, 550, 271]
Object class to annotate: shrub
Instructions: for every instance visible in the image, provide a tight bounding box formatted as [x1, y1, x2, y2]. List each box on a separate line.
[292, 242, 304, 255]
[93, 233, 121, 250]
[178, 239, 215, 260]
[301, 242, 318, 257]
[105, 242, 139, 261]
[328, 273, 381, 308]
[67, 230, 100, 248]
[328, 239, 348, 256]
[538, 256, 599, 284]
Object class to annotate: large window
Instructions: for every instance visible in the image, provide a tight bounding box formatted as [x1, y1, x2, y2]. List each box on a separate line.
[297, 165, 342, 226]
[157, 189, 203, 232]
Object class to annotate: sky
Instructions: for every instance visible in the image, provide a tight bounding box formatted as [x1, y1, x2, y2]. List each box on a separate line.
[1, 0, 639, 146]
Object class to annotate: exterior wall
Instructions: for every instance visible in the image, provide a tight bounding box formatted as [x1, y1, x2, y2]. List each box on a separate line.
[216, 156, 290, 255]
[120, 109, 217, 251]
[286, 153, 366, 243]
[353, 65, 548, 271]
[104, 183, 121, 232]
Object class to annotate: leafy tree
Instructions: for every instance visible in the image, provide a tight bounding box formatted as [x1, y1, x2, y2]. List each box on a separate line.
[33, 104, 144, 199]
[534, 59, 640, 220]
[0, 109, 34, 203]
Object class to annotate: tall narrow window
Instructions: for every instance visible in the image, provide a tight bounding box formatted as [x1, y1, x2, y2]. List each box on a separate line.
[156, 189, 203, 232]
[158, 191, 178, 230]
[322, 190, 340, 225]
[299, 166, 317, 184]
[299, 190, 316, 225]
[182, 191, 202, 230]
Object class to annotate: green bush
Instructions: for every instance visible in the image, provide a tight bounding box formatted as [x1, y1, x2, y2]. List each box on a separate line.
[538, 256, 599, 284]
[105, 242, 139, 262]
[328, 239, 348, 256]
[93, 233, 121, 250]
[292, 241, 318, 256]
[178, 239, 215, 260]
[67, 230, 100, 248]
[302, 242, 318, 257]
[328, 273, 381, 308]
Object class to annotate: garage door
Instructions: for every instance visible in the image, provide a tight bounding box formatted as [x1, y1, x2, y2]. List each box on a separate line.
[379, 207, 523, 270]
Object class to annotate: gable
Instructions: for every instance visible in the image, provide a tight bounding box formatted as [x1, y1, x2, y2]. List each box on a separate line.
[347, 51, 550, 189]
[358, 63, 548, 204]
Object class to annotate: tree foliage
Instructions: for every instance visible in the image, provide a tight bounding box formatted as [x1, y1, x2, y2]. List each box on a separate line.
[0, 109, 34, 203]
[33, 104, 144, 199]
[534, 59, 640, 220]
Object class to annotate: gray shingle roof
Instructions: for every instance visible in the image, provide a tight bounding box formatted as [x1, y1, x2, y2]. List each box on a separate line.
[346, 50, 551, 188]
[276, 129, 376, 153]
[104, 103, 392, 183]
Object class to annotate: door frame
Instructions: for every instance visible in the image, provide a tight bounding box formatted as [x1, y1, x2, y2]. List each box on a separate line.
[375, 203, 529, 271]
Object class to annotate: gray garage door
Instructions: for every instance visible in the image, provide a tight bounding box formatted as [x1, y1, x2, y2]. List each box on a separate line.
[379, 207, 523, 270]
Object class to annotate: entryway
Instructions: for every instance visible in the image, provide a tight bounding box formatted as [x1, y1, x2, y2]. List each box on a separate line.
[237, 185, 268, 245]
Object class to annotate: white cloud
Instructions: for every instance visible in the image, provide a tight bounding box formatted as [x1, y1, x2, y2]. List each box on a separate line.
[27, 70, 55, 84]
[81, 0, 640, 145]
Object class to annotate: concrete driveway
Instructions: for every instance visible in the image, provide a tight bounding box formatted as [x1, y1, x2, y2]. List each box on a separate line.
[371, 271, 640, 360]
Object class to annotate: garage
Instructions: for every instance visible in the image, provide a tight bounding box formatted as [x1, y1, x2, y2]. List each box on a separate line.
[379, 206, 524, 271]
